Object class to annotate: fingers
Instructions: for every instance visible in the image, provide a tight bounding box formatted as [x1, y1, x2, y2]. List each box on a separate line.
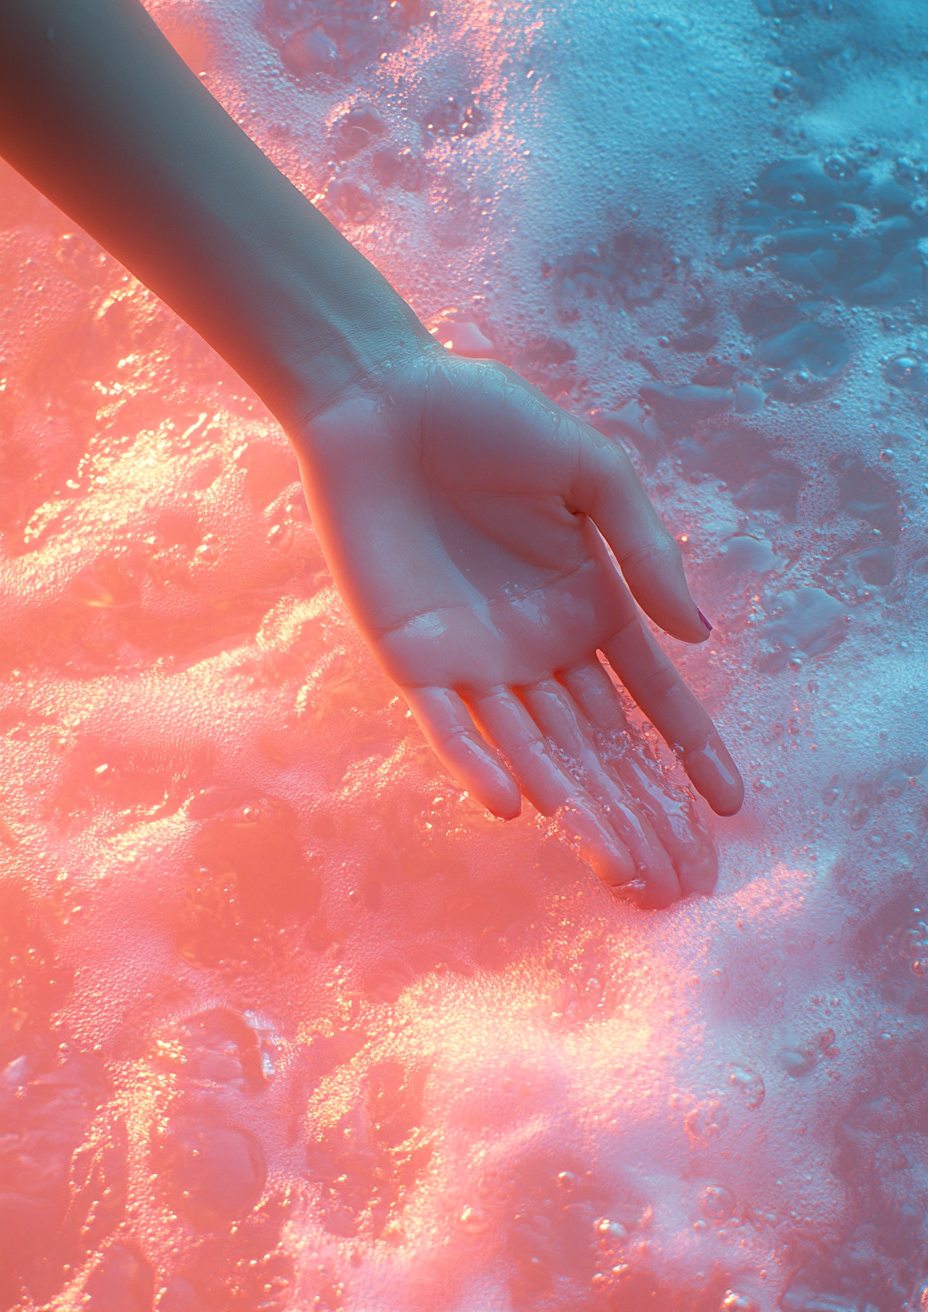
[469, 687, 637, 890]
[601, 620, 744, 817]
[574, 430, 709, 644]
[557, 655, 635, 740]
[561, 657, 718, 896]
[620, 755, 718, 896]
[405, 664, 731, 904]
[402, 685, 521, 819]
[519, 678, 682, 908]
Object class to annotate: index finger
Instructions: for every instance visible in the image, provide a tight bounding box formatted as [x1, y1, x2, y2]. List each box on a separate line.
[573, 429, 710, 645]
[602, 619, 744, 816]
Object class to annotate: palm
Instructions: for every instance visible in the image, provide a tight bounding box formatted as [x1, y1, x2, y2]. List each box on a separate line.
[297, 352, 742, 907]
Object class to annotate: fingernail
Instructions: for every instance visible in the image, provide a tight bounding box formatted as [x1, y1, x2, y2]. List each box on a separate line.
[685, 740, 744, 816]
[697, 608, 713, 633]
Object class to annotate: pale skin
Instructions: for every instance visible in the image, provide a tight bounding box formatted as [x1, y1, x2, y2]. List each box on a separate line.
[0, 0, 743, 908]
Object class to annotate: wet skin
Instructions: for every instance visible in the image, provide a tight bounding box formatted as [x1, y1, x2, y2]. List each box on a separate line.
[299, 348, 743, 906]
[0, 0, 743, 908]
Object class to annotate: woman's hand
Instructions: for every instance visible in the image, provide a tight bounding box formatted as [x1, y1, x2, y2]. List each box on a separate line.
[294, 347, 743, 908]
[0, 0, 742, 907]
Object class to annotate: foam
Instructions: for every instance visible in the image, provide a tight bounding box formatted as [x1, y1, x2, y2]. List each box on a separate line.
[1, 0, 927, 1308]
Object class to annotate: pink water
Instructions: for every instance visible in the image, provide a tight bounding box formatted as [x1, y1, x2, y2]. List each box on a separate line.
[1, 0, 927, 1309]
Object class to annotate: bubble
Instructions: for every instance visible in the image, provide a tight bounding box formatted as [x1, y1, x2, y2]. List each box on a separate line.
[156, 1118, 267, 1229]
[329, 101, 385, 161]
[699, 1183, 734, 1219]
[281, 26, 338, 76]
[459, 1205, 489, 1233]
[776, 1046, 817, 1077]
[721, 1293, 760, 1312]
[823, 153, 855, 182]
[685, 1097, 728, 1144]
[727, 1063, 765, 1108]
[884, 354, 928, 393]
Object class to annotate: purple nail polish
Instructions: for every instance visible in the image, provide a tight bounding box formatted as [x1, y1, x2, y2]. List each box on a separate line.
[697, 608, 713, 633]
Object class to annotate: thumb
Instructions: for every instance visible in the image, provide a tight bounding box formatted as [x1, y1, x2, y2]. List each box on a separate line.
[574, 427, 710, 643]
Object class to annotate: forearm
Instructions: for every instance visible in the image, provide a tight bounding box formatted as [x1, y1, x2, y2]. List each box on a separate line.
[0, 0, 429, 428]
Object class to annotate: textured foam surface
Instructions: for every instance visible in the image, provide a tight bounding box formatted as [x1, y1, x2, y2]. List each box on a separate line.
[1, 0, 927, 1308]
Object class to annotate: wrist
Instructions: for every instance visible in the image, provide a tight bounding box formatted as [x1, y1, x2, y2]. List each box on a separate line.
[272, 290, 434, 434]
[274, 280, 439, 439]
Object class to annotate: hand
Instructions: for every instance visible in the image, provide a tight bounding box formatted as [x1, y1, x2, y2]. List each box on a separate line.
[294, 347, 743, 908]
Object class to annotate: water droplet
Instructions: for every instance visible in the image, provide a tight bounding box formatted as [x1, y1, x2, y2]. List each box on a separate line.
[823, 154, 854, 182]
[884, 355, 927, 393]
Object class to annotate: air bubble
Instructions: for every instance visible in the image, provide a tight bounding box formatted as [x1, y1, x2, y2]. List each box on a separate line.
[776, 1046, 816, 1077]
[156, 1118, 267, 1229]
[281, 26, 338, 76]
[721, 1294, 760, 1312]
[727, 1063, 765, 1108]
[459, 1205, 489, 1233]
[884, 354, 927, 393]
[823, 154, 855, 182]
[699, 1184, 734, 1219]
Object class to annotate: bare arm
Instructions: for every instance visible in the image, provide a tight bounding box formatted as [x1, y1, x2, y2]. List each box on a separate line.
[0, 0, 743, 904]
[0, 0, 427, 426]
